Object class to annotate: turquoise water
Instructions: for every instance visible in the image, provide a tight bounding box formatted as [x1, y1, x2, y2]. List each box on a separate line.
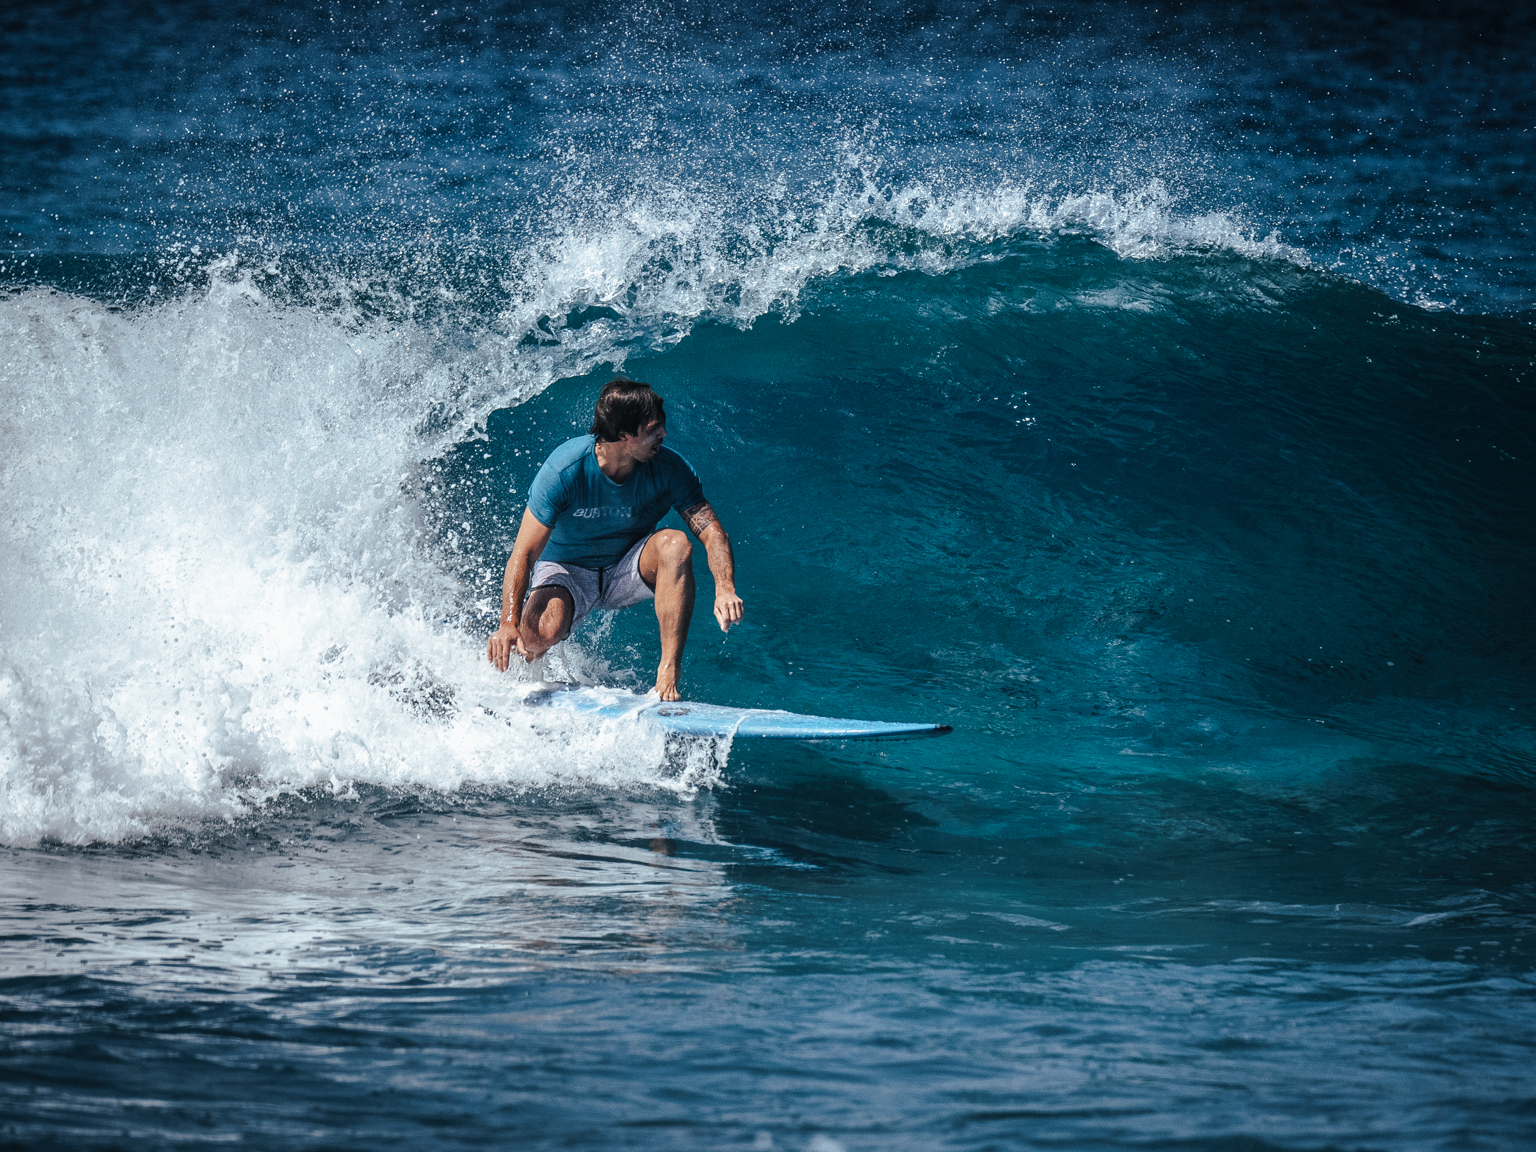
[3, 3, 1535, 1149]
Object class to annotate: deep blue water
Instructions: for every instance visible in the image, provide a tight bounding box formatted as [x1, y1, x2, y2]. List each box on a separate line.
[3, 2, 1535, 1149]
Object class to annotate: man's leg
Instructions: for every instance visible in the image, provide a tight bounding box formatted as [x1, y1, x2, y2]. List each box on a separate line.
[638, 529, 694, 701]
[519, 585, 575, 661]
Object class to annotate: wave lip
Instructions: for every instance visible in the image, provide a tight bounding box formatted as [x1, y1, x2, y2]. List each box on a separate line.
[495, 173, 1316, 363]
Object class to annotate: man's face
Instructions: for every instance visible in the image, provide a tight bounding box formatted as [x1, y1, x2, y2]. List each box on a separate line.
[623, 419, 666, 460]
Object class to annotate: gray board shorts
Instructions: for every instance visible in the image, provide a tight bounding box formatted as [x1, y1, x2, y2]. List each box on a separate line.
[529, 532, 655, 627]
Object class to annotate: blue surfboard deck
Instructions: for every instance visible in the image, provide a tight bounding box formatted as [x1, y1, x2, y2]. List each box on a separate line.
[517, 683, 952, 741]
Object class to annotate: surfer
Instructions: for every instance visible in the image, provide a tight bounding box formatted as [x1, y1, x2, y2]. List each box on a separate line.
[486, 378, 744, 701]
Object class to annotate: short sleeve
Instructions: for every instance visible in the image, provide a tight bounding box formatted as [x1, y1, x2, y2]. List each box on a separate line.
[526, 457, 566, 527]
[667, 450, 706, 514]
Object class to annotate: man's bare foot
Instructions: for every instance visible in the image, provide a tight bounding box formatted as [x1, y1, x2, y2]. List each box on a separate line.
[655, 664, 682, 702]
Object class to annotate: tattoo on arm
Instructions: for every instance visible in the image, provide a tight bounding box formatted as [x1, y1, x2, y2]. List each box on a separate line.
[682, 500, 720, 538]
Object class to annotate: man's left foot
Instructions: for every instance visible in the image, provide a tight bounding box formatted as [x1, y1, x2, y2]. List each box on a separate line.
[655, 668, 682, 701]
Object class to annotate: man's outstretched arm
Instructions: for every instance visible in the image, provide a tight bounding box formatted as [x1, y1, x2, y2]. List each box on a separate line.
[488, 508, 554, 670]
[682, 500, 743, 631]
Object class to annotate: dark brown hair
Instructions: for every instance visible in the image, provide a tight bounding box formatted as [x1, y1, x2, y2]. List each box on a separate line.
[590, 378, 666, 442]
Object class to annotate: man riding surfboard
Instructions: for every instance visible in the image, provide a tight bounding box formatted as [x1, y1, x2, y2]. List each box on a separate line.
[486, 378, 744, 701]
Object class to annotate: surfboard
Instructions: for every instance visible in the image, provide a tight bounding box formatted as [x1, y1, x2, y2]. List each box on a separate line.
[516, 682, 952, 741]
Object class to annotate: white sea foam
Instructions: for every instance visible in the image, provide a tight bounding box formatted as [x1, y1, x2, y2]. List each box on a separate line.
[0, 272, 723, 848]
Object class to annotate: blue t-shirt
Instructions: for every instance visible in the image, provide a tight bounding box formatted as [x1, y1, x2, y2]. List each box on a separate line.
[526, 435, 706, 569]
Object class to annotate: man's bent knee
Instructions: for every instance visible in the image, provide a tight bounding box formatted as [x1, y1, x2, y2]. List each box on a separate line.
[655, 529, 693, 568]
[640, 530, 694, 591]
[522, 587, 574, 644]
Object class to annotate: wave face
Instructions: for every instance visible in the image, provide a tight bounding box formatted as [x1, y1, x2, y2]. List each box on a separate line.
[3, 3, 1536, 1150]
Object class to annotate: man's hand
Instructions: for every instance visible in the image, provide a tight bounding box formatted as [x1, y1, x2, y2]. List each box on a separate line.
[487, 624, 520, 671]
[714, 590, 744, 632]
[683, 500, 743, 634]
[490, 510, 555, 674]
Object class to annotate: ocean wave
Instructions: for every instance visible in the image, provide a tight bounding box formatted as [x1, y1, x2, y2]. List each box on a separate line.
[0, 174, 1358, 848]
